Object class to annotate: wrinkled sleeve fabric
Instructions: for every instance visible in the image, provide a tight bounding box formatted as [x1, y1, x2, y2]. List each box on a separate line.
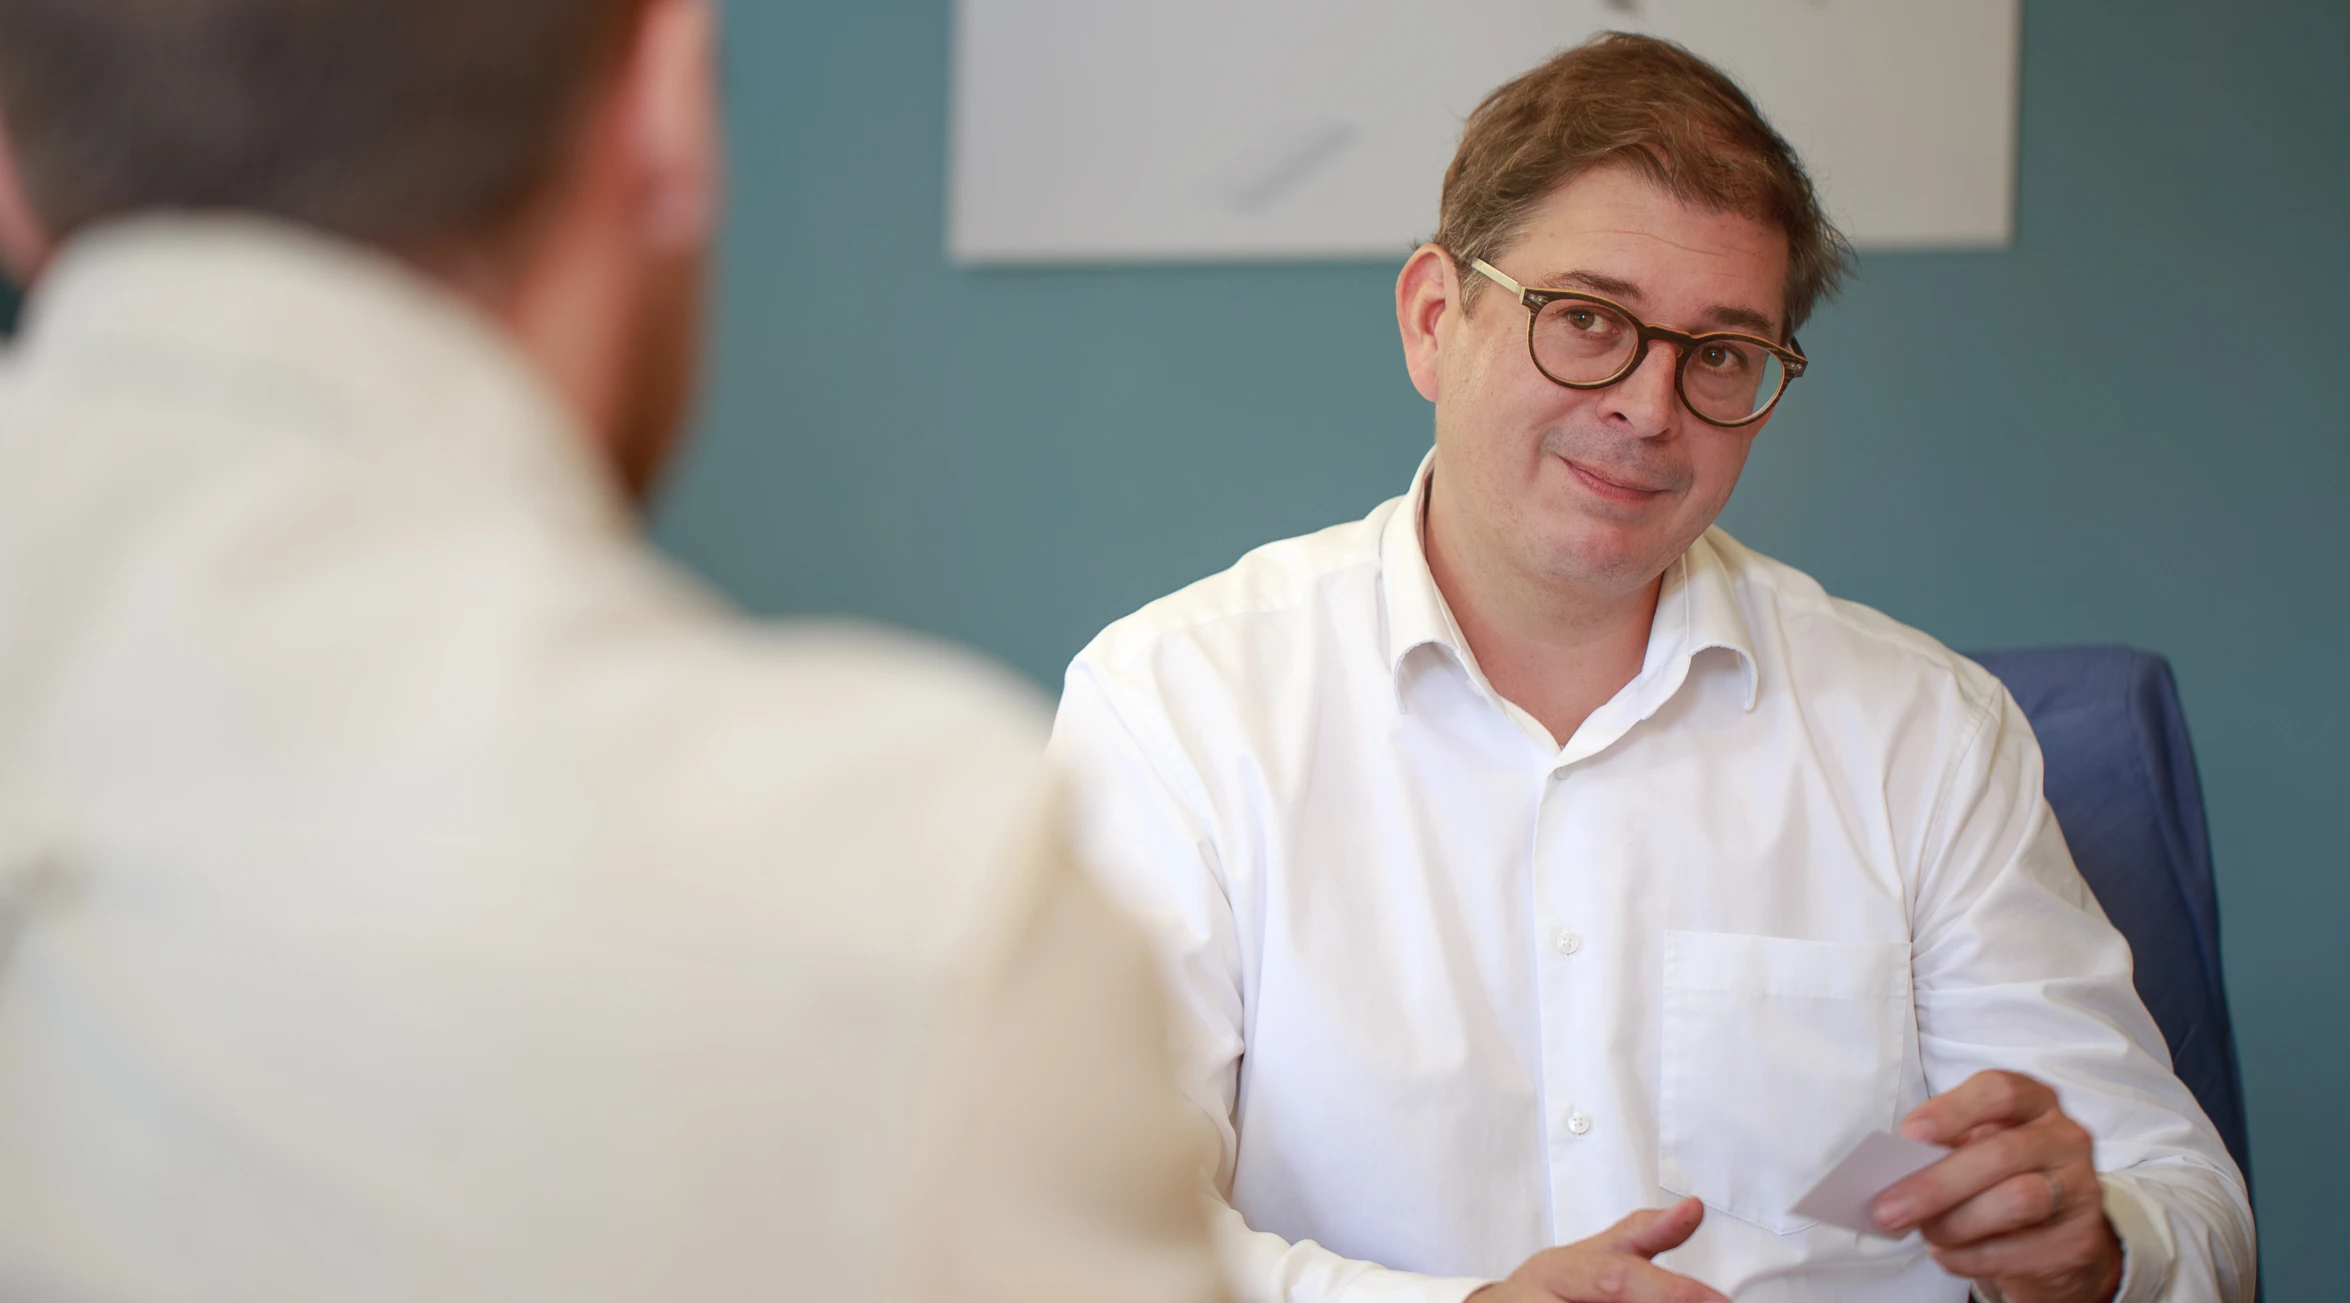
[895, 793, 1235, 1303]
[1912, 682, 2255, 1303]
[1048, 662, 1493, 1303]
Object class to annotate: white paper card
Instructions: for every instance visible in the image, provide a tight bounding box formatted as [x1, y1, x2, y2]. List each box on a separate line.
[1790, 1131, 1949, 1237]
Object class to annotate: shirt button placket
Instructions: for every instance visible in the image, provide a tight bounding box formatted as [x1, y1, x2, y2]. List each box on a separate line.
[1536, 763, 1592, 1194]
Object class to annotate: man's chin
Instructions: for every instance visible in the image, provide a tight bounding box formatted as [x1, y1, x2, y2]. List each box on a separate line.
[1530, 526, 1683, 595]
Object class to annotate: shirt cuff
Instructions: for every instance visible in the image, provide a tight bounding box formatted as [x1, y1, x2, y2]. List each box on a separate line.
[1334, 1273, 1494, 1303]
[2099, 1175, 2173, 1303]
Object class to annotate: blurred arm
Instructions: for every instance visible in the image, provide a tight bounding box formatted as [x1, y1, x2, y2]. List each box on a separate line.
[895, 801, 1233, 1303]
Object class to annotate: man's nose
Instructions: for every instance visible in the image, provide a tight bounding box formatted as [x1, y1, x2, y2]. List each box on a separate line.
[1598, 341, 1681, 437]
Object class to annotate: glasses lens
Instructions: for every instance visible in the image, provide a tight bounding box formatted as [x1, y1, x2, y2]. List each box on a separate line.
[1530, 297, 1641, 384]
[1681, 337, 1787, 425]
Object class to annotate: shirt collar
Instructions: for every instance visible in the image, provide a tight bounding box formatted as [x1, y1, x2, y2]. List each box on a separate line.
[1652, 530, 1762, 713]
[1378, 450, 1760, 726]
[1378, 449, 1463, 691]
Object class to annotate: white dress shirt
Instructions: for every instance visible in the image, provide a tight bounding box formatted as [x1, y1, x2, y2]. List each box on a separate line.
[1049, 456, 2254, 1303]
[0, 217, 1228, 1303]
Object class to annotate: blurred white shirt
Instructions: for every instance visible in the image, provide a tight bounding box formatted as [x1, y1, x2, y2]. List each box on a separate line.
[1050, 457, 2253, 1303]
[0, 217, 1228, 1303]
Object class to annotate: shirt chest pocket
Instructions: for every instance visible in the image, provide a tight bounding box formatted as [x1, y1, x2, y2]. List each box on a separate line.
[1658, 931, 1913, 1235]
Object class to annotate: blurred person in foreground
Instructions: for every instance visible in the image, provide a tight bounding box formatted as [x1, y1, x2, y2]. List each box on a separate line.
[1048, 33, 2253, 1303]
[0, 2, 1227, 1301]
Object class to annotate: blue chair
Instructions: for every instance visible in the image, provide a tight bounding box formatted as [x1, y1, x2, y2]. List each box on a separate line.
[1966, 647, 2253, 1198]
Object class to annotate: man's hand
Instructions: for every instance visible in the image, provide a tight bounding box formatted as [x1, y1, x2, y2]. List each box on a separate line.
[1873, 1071, 2124, 1303]
[1468, 1197, 1727, 1303]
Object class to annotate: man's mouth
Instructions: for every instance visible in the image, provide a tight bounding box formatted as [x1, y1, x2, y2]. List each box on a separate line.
[1564, 458, 1666, 501]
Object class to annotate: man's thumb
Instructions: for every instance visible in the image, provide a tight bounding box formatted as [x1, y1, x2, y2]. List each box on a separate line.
[1602, 1196, 1707, 1258]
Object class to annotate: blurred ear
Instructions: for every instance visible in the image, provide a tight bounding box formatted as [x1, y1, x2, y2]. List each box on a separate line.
[1396, 244, 1459, 404]
[618, 0, 721, 255]
[0, 108, 54, 283]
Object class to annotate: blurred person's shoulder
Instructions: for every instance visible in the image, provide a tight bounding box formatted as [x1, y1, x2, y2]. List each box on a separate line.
[0, 267, 1061, 983]
[608, 604, 1061, 943]
[387, 519, 1067, 984]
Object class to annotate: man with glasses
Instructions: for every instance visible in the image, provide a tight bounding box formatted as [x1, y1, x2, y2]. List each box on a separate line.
[1050, 33, 2252, 1303]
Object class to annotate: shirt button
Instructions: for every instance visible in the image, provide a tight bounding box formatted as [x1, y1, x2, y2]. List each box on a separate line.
[1568, 1111, 1594, 1136]
[1554, 930, 1583, 955]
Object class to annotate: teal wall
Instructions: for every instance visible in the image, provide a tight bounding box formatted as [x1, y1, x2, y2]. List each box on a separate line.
[658, 2, 2345, 1294]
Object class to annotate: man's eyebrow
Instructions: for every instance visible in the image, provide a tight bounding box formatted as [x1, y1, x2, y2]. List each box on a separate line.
[1691, 301, 1776, 336]
[1695, 303, 1782, 337]
[1539, 268, 1644, 301]
[1535, 268, 1783, 338]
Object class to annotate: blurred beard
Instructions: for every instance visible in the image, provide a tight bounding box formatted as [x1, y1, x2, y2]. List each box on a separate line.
[607, 247, 706, 507]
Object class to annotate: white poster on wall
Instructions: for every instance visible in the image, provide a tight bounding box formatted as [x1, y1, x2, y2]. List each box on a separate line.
[950, 0, 2021, 264]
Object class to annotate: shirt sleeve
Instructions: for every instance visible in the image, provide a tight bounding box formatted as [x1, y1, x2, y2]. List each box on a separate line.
[1048, 662, 1494, 1303]
[1912, 682, 2256, 1303]
[894, 789, 1236, 1303]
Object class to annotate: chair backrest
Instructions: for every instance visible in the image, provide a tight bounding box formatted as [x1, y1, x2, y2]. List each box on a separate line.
[1966, 646, 2252, 1191]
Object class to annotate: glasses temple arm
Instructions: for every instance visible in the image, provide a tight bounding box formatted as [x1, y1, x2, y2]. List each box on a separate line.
[1466, 257, 1525, 299]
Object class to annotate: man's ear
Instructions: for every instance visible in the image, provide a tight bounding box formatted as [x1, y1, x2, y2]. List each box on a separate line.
[0, 108, 55, 284]
[1396, 244, 1459, 405]
[619, 0, 720, 255]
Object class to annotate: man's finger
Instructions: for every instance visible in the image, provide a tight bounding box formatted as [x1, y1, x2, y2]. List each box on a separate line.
[1592, 1196, 1708, 1258]
[1873, 1120, 2051, 1232]
[1926, 1203, 2116, 1282]
[1953, 1120, 2010, 1148]
[1914, 1168, 2070, 1247]
[1900, 1070, 2056, 1146]
[1534, 1251, 1729, 1303]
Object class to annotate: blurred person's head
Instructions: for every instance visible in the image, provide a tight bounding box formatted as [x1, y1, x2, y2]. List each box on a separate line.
[1396, 33, 1852, 608]
[0, 0, 721, 502]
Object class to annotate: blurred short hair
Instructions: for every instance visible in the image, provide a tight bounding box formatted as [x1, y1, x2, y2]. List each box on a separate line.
[0, 0, 648, 251]
[1436, 32, 1853, 334]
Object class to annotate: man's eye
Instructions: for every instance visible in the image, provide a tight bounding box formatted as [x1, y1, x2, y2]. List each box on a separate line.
[1700, 344, 1746, 372]
[1567, 310, 1605, 333]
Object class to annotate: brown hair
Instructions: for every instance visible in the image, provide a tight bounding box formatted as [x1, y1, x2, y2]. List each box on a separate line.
[1435, 32, 1853, 335]
[0, 0, 649, 252]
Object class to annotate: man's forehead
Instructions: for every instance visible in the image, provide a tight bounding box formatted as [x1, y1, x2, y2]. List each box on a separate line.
[1498, 166, 1792, 333]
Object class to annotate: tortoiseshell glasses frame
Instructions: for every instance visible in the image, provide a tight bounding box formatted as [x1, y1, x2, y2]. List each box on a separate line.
[1467, 256, 1808, 429]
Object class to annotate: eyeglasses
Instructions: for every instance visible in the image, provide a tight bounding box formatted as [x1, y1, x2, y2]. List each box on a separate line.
[1466, 258, 1807, 428]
